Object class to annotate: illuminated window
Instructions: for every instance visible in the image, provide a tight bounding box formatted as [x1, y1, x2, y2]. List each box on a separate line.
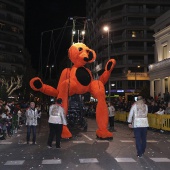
[132, 31, 136, 38]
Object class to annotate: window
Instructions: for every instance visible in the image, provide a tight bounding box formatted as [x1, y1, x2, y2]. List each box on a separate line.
[163, 45, 167, 60]
[11, 26, 19, 33]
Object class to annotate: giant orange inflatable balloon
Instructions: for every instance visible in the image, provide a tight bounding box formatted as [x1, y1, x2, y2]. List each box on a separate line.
[30, 43, 116, 139]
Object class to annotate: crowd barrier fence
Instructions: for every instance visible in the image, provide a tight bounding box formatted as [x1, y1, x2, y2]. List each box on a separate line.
[114, 111, 170, 131]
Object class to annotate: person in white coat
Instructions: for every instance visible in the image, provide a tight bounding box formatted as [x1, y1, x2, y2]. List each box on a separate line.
[47, 98, 67, 149]
[108, 102, 116, 131]
[127, 96, 149, 158]
[25, 102, 40, 144]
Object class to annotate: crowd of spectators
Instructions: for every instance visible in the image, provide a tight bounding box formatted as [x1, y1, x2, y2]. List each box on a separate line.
[83, 96, 170, 118]
[0, 100, 29, 140]
[1, 95, 170, 140]
[0, 98, 51, 140]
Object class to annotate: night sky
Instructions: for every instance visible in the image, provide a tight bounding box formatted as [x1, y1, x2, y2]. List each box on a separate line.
[25, 0, 86, 74]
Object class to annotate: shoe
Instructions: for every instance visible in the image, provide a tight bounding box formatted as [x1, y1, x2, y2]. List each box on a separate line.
[47, 145, 52, 149]
[137, 155, 142, 158]
[56, 146, 61, 149]
[32, 142, 37, 145]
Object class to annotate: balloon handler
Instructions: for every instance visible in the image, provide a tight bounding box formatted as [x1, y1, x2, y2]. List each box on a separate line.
[30, 43, 116, 140]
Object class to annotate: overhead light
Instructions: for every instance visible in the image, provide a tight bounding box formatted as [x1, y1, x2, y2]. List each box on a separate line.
[72, 30, 76, 35]
[81, 30, 85, 35]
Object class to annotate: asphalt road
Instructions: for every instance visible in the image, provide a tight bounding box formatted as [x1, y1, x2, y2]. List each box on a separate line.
[0, 113, 170, 170]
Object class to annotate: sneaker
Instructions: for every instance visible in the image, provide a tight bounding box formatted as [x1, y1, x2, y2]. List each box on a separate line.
[47, 145, 52, 149]
[32, 142, 37, 145]
[137, 155, 142, 158]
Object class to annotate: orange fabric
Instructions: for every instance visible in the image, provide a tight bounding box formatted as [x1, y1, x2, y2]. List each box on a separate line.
[30, 43, 116, 139]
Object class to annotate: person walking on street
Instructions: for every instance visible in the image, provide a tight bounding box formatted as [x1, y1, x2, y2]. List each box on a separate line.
[127, 96, 149, 158]
[47, 98, 67, 149]
[108, 102, 116, 131]
[25, 102, 40, 144]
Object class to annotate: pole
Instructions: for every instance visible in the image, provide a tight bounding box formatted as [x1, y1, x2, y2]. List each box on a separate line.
[49, 67, 52, 80]
[108, 30, 111, 103]
[135, 71, 136, 92]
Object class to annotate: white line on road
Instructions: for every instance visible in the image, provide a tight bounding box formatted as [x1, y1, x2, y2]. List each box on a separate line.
[73, 141, 85, 144]
[79, 158, 98, 163]
[81, 133, 93, 141]
[0, 141, 12, 144]
[115, 158, 136, 162]
[42, 159, 61, 164]
[150, 158, 170, 162]
[4, 160, 25, 165]
[120, 140, 134, 143]
[147, 140, 158, 143]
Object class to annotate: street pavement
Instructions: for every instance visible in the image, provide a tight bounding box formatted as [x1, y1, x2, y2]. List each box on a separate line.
[0, 113, 170, 170]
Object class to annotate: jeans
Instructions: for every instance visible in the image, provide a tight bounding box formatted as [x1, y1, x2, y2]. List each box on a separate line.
[26, 125, 36, 143]
[47, 123, 63, 147]
[109, 116, 115, 128]
[134, 127, 147, 156]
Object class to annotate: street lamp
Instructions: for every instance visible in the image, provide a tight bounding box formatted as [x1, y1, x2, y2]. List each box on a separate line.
[103, 26, 111, 103]
[135, 65, 140, 92]
[46, 65, 54, 79]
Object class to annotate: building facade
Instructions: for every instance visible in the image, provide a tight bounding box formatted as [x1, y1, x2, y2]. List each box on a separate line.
[149, 10, 170, 100]
[0, 0, 25, 78]
[85, 0, 170, 100]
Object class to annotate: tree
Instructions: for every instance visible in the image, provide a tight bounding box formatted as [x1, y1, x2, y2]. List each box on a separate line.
[0, 75, 23, 96]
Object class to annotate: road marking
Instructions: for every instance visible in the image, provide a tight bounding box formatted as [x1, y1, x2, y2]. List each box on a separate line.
[79, 158, 98, 163]
[0, 141, 12, 144]
[120, 140, 134, 142]
[4, 160, 25, 165]
[42, 159, 61, 164]
[73, 141, 85, 144]
[150, 158, 170, 162]
[81, 133, 93, 141]
[96, 140, 109, 143]
[115, 158, 136, 162]
[147, 140, 158, 143]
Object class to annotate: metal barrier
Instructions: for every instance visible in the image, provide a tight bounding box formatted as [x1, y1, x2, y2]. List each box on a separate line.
[161, 115, 170, 131]
[147, 114, 162, 130]
[115, 111, 127, 122]
[114, 112, 170, 131]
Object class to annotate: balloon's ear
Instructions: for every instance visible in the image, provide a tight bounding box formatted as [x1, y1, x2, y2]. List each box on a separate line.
[68, 45, 79, 62]
[29, 77, 43, 91]
[34, 80, 42, 89]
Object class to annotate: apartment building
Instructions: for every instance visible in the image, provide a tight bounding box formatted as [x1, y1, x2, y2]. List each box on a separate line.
[149, 10, 170, 100]
[0, 0, 25, 78]
[86, 0, 170, 100]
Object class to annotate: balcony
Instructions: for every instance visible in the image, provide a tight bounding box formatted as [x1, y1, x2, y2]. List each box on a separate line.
[149, 58, 170, 72]
[127, 72, 149, 80]
[149, 58, 170, 80]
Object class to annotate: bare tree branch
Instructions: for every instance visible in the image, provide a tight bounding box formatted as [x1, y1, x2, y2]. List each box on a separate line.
[0, 75, 23, 96]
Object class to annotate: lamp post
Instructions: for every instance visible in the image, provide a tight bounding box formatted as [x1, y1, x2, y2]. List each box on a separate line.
[46, 65, 54, 79]
[135, 65, 140, 92]
[103, 26, 111, 103]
